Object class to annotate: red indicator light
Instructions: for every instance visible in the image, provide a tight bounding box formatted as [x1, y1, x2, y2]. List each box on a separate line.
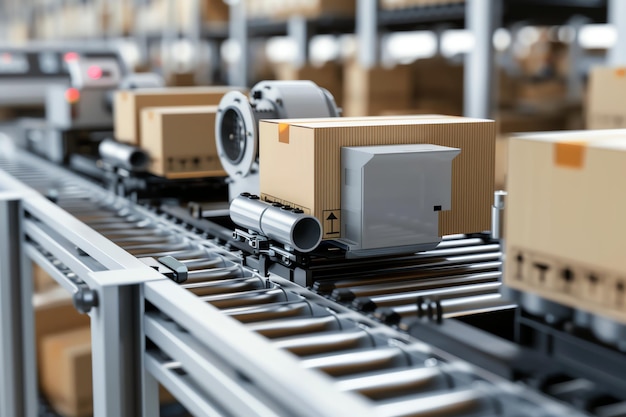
[64, 52, 79, 62]
[1, 53, 11, 63]
[65, 88, 80, 104]
[87, 65, 102, 80]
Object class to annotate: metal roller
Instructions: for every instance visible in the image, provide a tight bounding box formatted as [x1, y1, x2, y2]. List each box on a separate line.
[201, 287, 292, 310]
[230, 193, 323, 252]
[331, 266, 501, 302]
[224, 301, 316, 324]
[247, 315, 344, 339]
[375, 385, 504, 417]
[182, 277, 266, 296]
[354, 281, 501, 313]
[273, 329, 377, 356]
[316, 255, 502, 295]
[98, 138, 150, 172]
[184, 266, 246, 283]
[301, 346, 430, 378]
[434, 294, 517, 320]
[180, 258, 227, 271]
[335, 364, 473, 401]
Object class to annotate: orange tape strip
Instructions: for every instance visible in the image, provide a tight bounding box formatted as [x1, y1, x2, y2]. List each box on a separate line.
[278, 123, 290, 144]
[554, 141, 587, 169]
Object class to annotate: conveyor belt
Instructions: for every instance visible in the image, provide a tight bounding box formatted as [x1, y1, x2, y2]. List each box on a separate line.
[0, 146, 593, 417]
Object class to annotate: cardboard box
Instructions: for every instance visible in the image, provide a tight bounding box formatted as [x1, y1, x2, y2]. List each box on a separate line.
[275, 0, 355, 18]
[411, 57, 463, 102]
[343, 62, 412, 116]
[35, 291, 90, 371]
[114, 87, 243, 145]
[259, 115, 495, 239]
[140, 106, 225, 179]
[202, 0, 229, 22]
[505, 130, 626, 324]
[497, 110, 567, 134]
[33, 263, 58, 293]
[41, 327, 93, 417]
[587, 66, 626, 129]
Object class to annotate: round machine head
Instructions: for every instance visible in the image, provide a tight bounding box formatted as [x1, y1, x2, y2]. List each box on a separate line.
[215, 91, 258, 178]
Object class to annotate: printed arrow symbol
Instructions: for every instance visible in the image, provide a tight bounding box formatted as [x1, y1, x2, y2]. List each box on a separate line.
[326, 212, 338, 234]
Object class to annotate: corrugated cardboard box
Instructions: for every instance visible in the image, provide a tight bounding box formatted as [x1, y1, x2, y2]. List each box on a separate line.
[505, 129, 626, 323]
[114, 87, 243, 145]
[140, 106, 225, 179]
[33, 263, 58, 293]
[343, 62, 412, 116]
[259, 115, 495, 239]
[587, 66, 626, 129]
[35, 291, 90, 371]
[41, 327, 92, 417]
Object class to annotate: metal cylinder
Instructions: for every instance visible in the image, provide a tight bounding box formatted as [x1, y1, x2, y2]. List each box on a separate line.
[230, 194, 323, 252]
[491, 190, 507, 240]
[336, 365, 456, 401]
[375, 384, 503, 417]
[98, 139, 149, 171]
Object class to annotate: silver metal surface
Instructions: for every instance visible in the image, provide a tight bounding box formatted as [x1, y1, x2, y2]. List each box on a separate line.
[0, 195, 38, 417]
[341, 144, 459, 256]
[230, 195, 323, 252]
[464, 0, 501, 119]
[356, 0, 379, 68]
[491, 190, 506, 240]
[609, 0, 626, 66]
[375, 384, 502, 417]
[99, 139, 150, 171]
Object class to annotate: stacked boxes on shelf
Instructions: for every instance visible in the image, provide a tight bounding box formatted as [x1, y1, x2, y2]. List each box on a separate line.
[343, 62, 412, 116]
[247, 0, 355, 19]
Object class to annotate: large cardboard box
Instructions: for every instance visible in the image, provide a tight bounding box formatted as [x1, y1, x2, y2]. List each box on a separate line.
[114, 87, 242, 145]
[259, 115, 495, 239]
[343, 62, 412, 116]
[35, 291, 90, 371]
[587, 66, 626, 129]
[41, 327, 92, 417]
[505, 129, 626, 324]
[140, 106, 225, 179]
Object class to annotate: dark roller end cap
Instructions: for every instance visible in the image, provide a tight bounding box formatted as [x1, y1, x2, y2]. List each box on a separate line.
[352, 298, 377, 312]
[374, 308, 402, 325]
[331, 289, 355, 302]
[312, 281, 336, 294]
